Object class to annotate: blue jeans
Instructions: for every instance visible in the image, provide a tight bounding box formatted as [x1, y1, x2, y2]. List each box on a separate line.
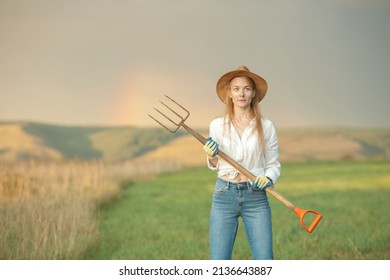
[210, 178, 273, 260]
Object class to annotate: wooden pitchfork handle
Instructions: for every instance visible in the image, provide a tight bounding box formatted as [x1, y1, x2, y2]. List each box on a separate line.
[183, 123, 323, 233]
[148, 95, 322, 233]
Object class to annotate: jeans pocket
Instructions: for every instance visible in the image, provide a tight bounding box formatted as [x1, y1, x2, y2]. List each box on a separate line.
[214, 182, 228, 194]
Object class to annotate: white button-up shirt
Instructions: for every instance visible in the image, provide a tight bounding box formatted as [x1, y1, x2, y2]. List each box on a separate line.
[207, 117, 281, 184]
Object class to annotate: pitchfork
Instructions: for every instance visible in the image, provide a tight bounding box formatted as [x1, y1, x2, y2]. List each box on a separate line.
[148, 95, 323, 233]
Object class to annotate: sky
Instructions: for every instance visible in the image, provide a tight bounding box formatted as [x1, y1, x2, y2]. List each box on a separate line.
[0, 0, 389, 129]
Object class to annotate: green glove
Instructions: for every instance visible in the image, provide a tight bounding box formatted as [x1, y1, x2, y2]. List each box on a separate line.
[253, 175, 272, 191]
[203, 137, 219, 158]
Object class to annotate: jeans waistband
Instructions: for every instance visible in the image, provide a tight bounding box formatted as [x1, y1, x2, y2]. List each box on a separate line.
[217, 177, 250, 190]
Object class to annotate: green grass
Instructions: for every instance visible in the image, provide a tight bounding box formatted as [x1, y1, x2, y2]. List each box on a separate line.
[84, 161, 390, 260]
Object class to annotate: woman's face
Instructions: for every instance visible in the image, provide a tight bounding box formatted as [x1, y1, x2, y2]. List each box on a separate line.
[229, 76, 255, 109]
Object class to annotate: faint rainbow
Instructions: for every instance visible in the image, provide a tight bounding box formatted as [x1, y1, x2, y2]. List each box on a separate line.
[113, 72, 141, 126]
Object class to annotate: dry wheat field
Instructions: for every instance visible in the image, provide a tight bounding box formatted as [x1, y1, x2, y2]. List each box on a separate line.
[0, 160, 118, 259]
[0, 157, 186, 260]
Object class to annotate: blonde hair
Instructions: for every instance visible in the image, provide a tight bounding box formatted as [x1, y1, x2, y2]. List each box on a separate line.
[224, 76, 264, 151]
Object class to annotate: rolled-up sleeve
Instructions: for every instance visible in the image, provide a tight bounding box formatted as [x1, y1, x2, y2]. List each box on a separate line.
[206, 119, 221, 171]
[263, 120, 281, 184]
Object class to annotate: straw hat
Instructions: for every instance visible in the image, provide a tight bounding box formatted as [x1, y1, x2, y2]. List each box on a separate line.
[216, 66, 268, 103]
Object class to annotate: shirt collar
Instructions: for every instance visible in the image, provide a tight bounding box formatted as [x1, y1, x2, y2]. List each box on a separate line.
[223, 116, 257, 126]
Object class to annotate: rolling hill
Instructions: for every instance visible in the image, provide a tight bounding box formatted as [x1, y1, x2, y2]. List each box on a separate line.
[0, 121, 389, 164]
[0, 122, 185, 162]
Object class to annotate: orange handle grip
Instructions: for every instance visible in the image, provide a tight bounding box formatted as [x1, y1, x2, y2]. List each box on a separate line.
[293, 207, 323, 233]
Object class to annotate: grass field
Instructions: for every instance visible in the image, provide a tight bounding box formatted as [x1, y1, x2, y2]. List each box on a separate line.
[84, 160, 390, 260]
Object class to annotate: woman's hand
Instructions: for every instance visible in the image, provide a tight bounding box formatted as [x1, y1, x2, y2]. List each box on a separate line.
[203, 137, 219, 159]
[253, 175, 272, 191]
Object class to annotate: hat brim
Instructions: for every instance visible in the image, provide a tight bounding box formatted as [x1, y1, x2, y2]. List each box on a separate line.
[216, 69, 268, 103]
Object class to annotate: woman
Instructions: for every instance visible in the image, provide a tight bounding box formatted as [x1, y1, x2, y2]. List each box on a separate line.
[203, 66, 281, 260]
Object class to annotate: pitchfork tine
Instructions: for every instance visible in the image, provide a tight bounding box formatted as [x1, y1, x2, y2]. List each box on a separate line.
[165, 95, 190, 115]
[147, 113, 176, 133]
[153, 107, 180, 126]
[147, 95, 190, 134]
[159, 101, 184, 122]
